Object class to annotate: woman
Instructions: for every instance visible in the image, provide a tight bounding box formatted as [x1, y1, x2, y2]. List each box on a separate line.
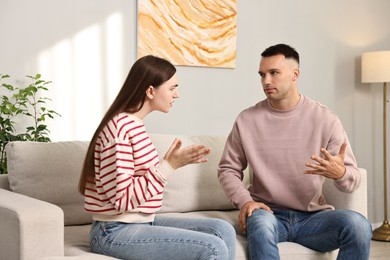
[78, 55, 236, 260]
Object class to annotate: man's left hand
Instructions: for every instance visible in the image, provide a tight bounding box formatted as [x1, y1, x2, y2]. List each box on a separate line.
[304, 143, 347, 180]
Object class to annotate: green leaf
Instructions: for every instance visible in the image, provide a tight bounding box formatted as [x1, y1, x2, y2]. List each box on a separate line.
[0, 74, 60, 174]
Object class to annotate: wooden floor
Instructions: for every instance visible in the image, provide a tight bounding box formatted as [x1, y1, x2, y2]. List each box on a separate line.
[370, 240, 390, 259]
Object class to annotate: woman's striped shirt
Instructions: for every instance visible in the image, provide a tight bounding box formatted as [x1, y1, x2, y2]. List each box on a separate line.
[84, 113, 174, 223]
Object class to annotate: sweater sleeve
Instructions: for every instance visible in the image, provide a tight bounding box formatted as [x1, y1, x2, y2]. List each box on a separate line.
[97, 138, 173, 213]
[328, 119, 361, 193]
[218, 122, 254, 209]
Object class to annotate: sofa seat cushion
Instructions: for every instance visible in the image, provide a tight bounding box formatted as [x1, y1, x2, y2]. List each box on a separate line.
[63, 210, 338, 260]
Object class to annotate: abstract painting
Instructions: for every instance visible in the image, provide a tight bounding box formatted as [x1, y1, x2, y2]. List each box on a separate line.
[137, 0, 237, 68]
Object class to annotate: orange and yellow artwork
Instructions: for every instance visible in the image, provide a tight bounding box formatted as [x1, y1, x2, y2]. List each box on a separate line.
[137, 0, 237, 68]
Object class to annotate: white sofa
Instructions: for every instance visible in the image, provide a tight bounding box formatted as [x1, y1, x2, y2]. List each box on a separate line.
[0, 134, 368, 260]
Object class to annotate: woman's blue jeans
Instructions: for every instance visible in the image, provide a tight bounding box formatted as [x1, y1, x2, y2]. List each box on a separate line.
[89, 216, 236, 260]
[246, 208, 372, 260]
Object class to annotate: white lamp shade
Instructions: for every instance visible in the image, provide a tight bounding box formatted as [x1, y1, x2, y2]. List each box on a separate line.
[361, 51, 390, 83]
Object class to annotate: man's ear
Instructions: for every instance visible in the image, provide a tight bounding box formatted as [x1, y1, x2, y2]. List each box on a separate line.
[146, 86, 154, 99]
[292, 68, 300, 81]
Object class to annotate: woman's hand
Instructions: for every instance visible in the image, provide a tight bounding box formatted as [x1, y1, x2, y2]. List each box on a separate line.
[163, 138, 212, 169]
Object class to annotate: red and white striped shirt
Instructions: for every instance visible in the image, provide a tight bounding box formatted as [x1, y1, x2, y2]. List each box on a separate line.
[84, 113, 174, 223]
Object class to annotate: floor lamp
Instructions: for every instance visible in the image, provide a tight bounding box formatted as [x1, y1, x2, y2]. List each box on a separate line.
[362, 50, 390, 242]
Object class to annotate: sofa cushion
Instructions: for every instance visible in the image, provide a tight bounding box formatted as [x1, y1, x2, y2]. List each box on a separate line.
[6, 141, 92, 225]
[149, 134, 250, 213]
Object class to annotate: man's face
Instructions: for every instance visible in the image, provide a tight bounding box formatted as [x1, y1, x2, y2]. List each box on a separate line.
[258, 54, 299, 102]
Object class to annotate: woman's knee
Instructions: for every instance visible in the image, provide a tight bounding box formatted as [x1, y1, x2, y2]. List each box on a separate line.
[205, 218, 236, 259]
[203, 235, 230, 260]
[210, 218, 236, 237]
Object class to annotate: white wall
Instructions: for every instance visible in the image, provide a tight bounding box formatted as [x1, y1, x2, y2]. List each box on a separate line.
[1, 0, 390, 224]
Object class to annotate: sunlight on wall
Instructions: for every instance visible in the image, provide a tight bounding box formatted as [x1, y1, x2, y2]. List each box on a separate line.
[105, 13, 124, 103]
[37, 39, 74, 140]
[73, 24, 104, 141]
[37, 12, 124, 141]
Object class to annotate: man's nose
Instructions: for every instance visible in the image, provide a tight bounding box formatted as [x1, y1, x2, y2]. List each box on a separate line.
[262, 74, 271, 85]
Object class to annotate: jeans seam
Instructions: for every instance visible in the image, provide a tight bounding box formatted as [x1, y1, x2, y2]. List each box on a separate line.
[189, 227, 223, 239]
[101, 237, 220, 257]
[294, 229, 338, 244]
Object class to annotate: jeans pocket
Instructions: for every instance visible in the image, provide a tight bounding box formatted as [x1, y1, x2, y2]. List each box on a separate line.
[100, 221, 123, 237]
[90, 236, 107, 255]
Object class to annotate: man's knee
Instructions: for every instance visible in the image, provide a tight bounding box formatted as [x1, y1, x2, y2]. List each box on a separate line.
[246, 209, 277, 237]
[338, 210, 372, 242]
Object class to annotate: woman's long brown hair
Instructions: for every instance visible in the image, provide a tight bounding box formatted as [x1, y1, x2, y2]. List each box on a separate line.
[78, 55, 176, 194]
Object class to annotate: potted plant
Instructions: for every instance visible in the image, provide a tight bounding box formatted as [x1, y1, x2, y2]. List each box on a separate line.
[0, 74, 60, 174]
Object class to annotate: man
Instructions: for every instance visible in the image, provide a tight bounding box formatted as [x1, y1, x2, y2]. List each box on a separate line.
[218, 44, 372, 259]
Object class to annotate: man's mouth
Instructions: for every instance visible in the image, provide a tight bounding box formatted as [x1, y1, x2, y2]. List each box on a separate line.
[264, 88, 276, 94]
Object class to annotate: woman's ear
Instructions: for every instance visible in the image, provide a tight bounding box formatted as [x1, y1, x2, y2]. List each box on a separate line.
[146, 86, 154, 99]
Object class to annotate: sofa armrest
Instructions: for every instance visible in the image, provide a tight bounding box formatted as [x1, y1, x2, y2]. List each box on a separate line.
[0, 188, 65, 260]
[0, 174, 10, 190]
[323, 168, 368, 218]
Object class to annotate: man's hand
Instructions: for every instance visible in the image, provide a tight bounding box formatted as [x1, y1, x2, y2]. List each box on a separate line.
[239, 201, 273, 234]
[304, 143, 347, 180]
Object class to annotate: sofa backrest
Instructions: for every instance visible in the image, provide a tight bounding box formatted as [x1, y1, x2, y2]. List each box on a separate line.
[5, 134, 249, 225]
[323, 168, 368, 217]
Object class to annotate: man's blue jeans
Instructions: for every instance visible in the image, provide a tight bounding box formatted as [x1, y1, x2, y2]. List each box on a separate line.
[246, 208, 372, 260]
[89, 216, 236, 260]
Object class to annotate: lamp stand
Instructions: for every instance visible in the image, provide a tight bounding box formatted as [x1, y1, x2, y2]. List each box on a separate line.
[372, 81, 390, 242]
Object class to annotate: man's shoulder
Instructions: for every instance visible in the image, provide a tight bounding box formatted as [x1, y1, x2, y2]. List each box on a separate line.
[238, 100, 267, 116]
[303, 96, 337, 117]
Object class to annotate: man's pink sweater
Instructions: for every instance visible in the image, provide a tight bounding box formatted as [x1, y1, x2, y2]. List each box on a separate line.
[218, 96, 361, 211]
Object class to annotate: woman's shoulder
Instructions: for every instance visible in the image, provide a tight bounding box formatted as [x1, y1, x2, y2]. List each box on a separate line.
[98, 113, 146, 143]
[114, 112, 144, 125]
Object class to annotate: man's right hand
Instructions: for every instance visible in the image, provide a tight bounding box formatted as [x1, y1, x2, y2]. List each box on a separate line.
[239, 201, 273, 234]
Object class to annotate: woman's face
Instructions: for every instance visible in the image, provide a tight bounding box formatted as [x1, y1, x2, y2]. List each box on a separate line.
[150, 72, 179, 113]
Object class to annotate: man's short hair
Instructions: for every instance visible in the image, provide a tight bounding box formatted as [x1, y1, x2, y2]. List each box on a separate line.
[261, 44, 300, 65]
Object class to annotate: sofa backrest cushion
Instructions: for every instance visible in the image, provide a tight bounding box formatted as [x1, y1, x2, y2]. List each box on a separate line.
[6, 141, 92, 225]
[323, 168, 368, 218]
[149, 134, 250, 213]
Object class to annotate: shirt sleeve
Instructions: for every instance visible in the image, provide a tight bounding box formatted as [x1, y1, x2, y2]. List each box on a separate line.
[218, 122, 254, 209]
[97, 138, 173, 213]
[328, 119, 361, 193]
